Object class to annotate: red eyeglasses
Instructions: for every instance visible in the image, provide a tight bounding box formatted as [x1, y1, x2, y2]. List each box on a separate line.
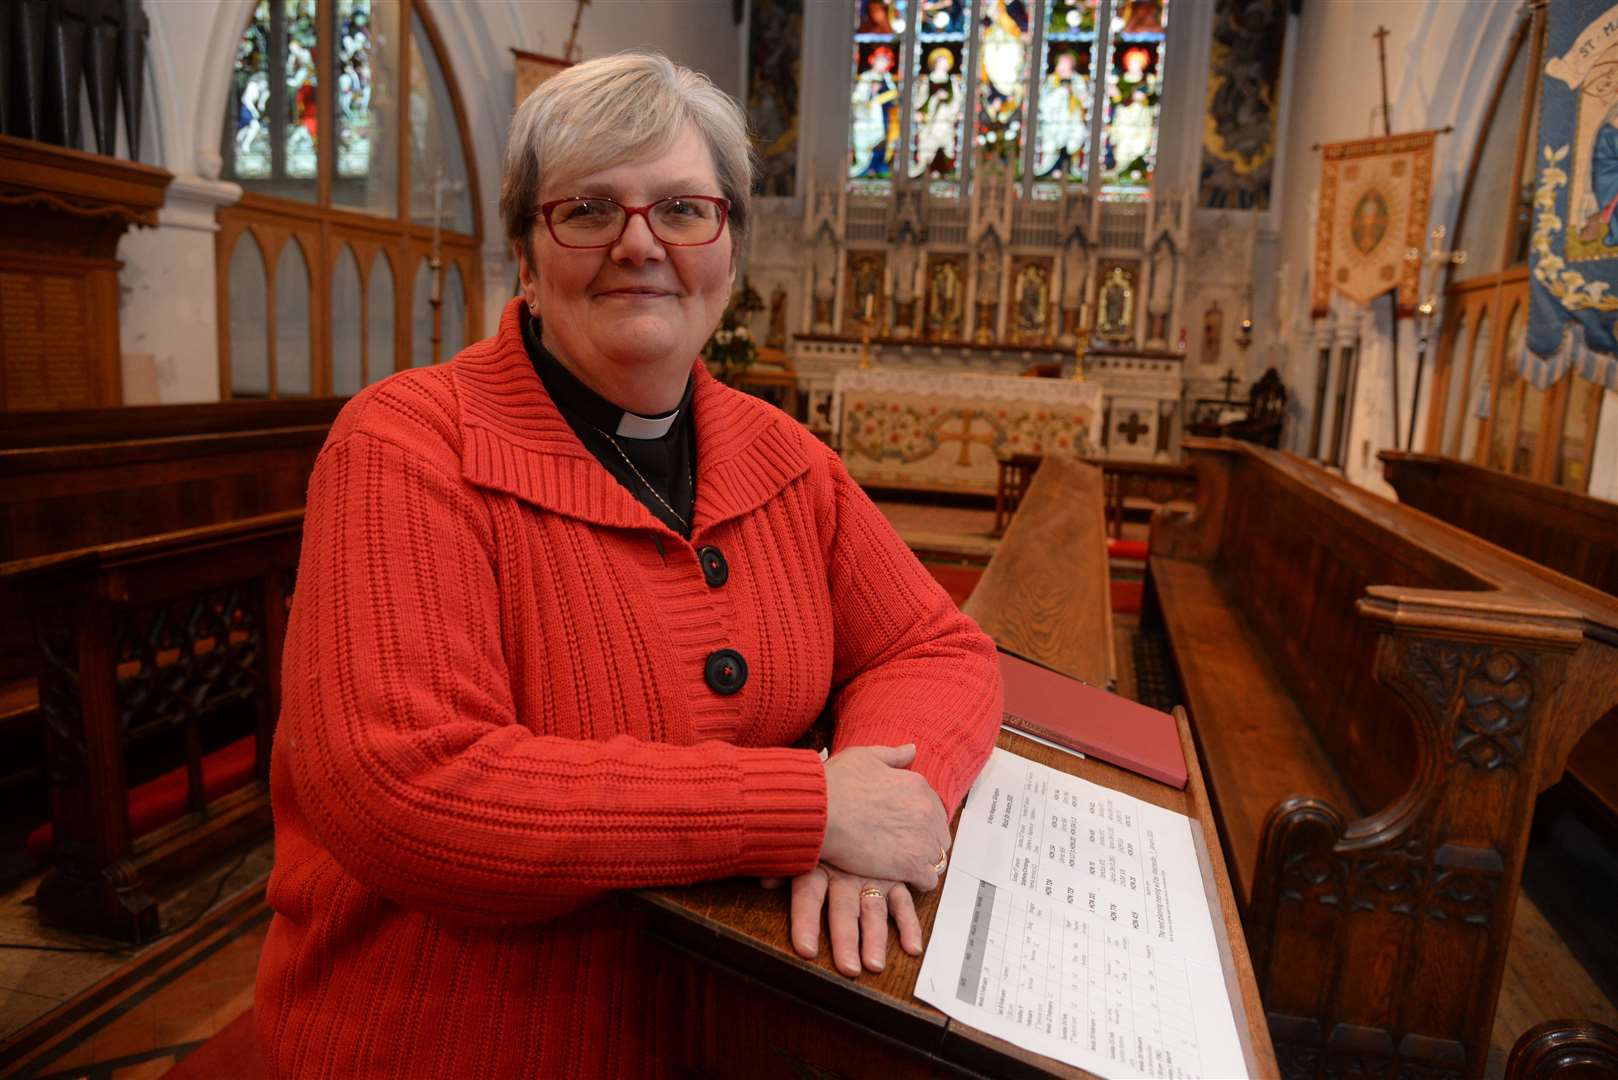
[537, 195, 731, 249]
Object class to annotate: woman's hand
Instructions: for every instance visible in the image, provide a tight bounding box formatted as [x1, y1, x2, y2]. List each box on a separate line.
[784, 864, 923, 977]
[821, 743, 951, 891]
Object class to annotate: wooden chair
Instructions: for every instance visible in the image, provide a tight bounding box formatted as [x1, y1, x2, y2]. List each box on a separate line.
[1147, 438, 1618, 1080]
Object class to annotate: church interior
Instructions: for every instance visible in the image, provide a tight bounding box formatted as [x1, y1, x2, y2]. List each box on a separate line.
[2, 0, 1617, 1077]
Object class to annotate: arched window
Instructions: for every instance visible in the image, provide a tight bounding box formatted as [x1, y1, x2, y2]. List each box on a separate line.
[847, 0, 1168, 199]
[217, 0, 481, 399]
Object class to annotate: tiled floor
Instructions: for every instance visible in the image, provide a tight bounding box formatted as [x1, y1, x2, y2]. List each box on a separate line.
[23, 917, 267, 1079]
[0, 838, 274, 1077]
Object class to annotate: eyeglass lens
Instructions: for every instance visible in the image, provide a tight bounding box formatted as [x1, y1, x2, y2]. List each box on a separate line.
[549, 197, 724, 247]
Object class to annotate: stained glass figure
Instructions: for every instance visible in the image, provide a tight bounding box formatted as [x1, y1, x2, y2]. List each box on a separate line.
[231, 0, 273, 179]
[1046, 0, 1097, 33]
[910, 41, 964, 179]
[975, 0, 1031, 173]
[334, 0, 398, 216]
[918, 0, 966, 35]
[1034, 42, 1092, 180]
[284, 0, 320, 179]
[336, 0, 374, 179]
[849, 42, 902, 179]
[1101, 0, 1168, 196]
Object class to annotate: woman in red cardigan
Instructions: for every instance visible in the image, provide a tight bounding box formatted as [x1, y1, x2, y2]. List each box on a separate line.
[255, 51, 1002, 1078]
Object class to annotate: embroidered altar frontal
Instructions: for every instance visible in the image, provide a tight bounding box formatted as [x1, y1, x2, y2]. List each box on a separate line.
[832, 370, 1102, 494]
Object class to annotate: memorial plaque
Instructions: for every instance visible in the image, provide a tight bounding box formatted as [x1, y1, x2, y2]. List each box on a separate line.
[1, 271, 97, 411]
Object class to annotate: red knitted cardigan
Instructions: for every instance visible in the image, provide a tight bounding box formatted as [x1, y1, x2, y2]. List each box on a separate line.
[255, 298, 1002, 1078]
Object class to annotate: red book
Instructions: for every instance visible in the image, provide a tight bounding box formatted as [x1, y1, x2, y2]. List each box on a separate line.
[998, 649, 1188, 789]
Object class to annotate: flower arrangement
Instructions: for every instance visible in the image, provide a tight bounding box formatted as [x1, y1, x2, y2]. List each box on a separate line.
[704, 278, 765, 384]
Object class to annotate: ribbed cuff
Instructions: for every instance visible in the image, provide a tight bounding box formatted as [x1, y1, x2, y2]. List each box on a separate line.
[734, 747, 827, 877]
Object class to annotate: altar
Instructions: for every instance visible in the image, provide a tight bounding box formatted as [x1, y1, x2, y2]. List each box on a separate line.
[798, 335, 1185, 478]
[832, 368, 1102, 494]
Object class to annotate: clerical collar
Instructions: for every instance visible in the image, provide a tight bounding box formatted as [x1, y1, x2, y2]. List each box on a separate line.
[520, 310, 692, 440]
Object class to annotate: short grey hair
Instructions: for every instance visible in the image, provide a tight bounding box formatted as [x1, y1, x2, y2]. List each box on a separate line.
[501, 51, 756, 256]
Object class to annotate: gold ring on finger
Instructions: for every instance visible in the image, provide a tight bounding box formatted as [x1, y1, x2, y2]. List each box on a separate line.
[859, 887, 886, 901]
[933, 850, 948, 875]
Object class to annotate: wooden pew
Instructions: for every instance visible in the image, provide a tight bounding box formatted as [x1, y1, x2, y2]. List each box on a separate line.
[633, 454, 1278, 1077]
[1379, 451, 1618, 596]
[1506, 1020, 1618, 1079]
[0, 403, 335, 794]
[0, 398, 345, 450]
[0, 511, 302, 940]
[968, 454, 1115, 688]
[992, 452, 1196, 541]
[1147, 438, 1618, 1080]
[1381, 450, 1618, 829]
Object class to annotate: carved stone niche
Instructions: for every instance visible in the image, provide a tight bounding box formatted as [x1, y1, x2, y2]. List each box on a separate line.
[0, 135, 171, 411]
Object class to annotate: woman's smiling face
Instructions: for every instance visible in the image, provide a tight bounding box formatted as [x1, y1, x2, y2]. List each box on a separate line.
[519, 123, 735, 414]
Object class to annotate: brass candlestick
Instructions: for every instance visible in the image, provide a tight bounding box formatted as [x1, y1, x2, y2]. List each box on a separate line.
[1072, 303, 1092, 381]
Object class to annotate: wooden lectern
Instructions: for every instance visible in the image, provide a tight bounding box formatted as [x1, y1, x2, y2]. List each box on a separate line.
[633, 458, 1277, 1077]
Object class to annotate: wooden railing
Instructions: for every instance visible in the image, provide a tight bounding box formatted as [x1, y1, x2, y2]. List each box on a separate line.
[1, 511, 303, 941]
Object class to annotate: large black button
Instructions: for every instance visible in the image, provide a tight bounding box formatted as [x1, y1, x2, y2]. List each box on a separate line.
[704, 649, 748, 695]
[697, 545, 729, 587]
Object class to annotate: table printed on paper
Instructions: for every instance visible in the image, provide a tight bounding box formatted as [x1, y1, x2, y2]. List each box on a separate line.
[915, 748, 1249, 1079]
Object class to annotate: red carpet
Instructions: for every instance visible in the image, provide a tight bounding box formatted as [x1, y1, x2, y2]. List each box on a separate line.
[923, 563, 984, 608]
[1110, 579, 1143, 614]
[163, 1007, 263, 1078]
[26, 735, 259, 860]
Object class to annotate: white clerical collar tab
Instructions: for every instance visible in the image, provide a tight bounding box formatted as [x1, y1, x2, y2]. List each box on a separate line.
[615, 410, 678, 440]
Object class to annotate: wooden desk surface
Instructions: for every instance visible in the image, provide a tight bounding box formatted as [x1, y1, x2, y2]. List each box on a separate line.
[631, 448, 1274, 1077]
[634, 721, 1277, 1078]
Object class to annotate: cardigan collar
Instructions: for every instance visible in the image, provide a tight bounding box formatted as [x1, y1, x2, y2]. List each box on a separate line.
[451, 297, 810, 537]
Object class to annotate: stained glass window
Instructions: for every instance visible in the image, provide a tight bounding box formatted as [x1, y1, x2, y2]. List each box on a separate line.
[1100, 0, 1168, 196]
[909, 0, 967, 182]
[848, 1, 906, 186]
[333, 0, 399, 215]
[284, 0, 320, 179]
[975, 0, 1031, 174]
[1035, 0, 1098, 183]
[845, 0, 1172, 201]
[230, 1, 273, 179]
[336, 0, 375, 179]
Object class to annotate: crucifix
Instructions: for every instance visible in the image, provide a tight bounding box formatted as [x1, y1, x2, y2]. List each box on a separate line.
[1373, 25, 1391, 137]
[1402, 226, 1467, 450]
[1372, 24, 1405, 447]
[1218, 368, 1240, 402]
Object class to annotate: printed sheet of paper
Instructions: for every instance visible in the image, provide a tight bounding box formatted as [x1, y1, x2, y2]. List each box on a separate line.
[916, 748, 1249, 1079]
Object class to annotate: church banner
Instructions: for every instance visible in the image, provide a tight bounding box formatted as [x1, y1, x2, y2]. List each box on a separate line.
[1520, 0, 1618, 391]
[1310, 131, 1436, 318]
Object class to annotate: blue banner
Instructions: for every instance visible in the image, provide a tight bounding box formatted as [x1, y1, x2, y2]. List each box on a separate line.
[1524, 0, 1618, 390]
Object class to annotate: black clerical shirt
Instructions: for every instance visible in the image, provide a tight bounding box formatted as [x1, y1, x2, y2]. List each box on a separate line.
[520, 310, 696, 538]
